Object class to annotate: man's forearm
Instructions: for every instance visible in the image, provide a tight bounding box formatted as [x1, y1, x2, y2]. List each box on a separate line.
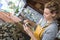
[26, 27, 37, 40]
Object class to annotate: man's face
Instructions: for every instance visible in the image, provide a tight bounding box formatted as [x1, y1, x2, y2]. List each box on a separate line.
[43, 8, 54, 20]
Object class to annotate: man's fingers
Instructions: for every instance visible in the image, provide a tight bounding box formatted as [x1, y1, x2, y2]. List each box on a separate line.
[24, 19, 29, 23]
[23, 24, 29, 30]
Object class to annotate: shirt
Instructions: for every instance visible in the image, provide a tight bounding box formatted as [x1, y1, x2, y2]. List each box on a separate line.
[37, 17, 58, 40]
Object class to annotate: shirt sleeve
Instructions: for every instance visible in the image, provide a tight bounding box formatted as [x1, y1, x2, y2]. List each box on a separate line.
[42, 24, 58, 40]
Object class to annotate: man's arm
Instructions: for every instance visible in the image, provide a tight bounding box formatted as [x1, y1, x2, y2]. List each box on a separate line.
[23, 24, 37, 40]
[0, 12, 21, 23]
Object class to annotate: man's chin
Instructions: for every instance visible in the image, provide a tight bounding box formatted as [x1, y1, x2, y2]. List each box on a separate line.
[44, 17, 48, 20]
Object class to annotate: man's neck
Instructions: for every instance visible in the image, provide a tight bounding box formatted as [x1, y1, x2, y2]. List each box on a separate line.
[45, 18, 54, 23]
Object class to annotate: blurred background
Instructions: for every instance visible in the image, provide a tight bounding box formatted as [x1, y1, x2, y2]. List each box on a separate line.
[0, 0, 60, 40]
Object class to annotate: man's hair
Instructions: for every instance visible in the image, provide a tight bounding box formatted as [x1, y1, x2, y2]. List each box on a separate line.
[45, 1, 59, 14]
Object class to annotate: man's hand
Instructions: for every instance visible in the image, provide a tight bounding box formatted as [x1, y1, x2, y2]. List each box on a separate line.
[24, 19, 36, 27]
[23, 24, 32, 35]
[0, 12, 21, 23]
[23, 24, 37, 40]
[24, 19, 29, 24]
